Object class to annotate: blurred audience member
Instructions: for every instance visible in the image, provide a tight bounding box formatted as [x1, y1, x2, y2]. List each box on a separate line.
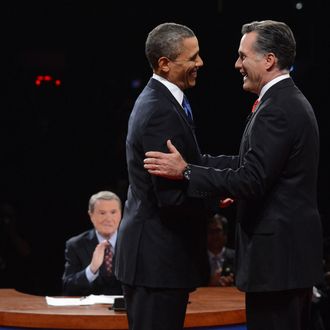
[62, 191, 122, 296]
[207, 213, 235, 287]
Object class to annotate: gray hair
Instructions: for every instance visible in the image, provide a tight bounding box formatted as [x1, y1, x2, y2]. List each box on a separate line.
[145, 22, 195, 70]
[88, 191, 122, 213]
[241, 20, 296, 71]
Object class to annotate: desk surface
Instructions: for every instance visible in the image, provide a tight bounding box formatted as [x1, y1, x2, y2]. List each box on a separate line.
[0, 287, 246, 329]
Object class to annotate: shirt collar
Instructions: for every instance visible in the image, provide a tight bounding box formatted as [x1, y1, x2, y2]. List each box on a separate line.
[95, 230, 117, 247]
[152, 73, 184, 105]
[259, 73, 290, 101]
[208, 247, 226, 259]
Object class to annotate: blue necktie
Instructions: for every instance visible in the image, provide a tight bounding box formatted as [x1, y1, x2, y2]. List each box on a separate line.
[182, 95, 193, 121]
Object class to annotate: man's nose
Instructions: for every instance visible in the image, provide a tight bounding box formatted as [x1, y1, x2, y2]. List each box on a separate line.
[196, 55, 203, 67]
[234, 58, 241, 69]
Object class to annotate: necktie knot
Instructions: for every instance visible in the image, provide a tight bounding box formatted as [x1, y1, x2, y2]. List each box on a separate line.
[182, 95, 193, 121]
[251, 99, 260, 112]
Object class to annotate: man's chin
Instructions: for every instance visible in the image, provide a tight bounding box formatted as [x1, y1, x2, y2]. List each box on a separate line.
[242, 82, 253, 93]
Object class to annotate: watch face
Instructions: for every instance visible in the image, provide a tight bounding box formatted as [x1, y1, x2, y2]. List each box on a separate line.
[183, 166, 191, 180]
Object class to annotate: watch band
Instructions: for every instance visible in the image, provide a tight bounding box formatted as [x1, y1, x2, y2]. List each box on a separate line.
[182, 164, 191, 181]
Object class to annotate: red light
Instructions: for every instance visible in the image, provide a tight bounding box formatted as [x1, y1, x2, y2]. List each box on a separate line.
[35, 75, 61, 87]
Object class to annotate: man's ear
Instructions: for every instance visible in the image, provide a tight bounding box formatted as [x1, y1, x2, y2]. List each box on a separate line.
[158, 56, 171, 73]
[264, 52, 276, 70]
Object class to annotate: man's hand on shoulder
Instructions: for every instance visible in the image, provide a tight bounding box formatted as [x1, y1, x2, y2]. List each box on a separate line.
[144, 140, 187, 180]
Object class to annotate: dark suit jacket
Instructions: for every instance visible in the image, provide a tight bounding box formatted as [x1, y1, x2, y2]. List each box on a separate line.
[186, 78, 324, 292]
[219, 247, 235, 277]
[114, 78, 210, 289]
[206, 247, 236, 285]
[62, 229, 122, 296]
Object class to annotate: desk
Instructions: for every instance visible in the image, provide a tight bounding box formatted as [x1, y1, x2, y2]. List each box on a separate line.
[0, 287, 246, 329]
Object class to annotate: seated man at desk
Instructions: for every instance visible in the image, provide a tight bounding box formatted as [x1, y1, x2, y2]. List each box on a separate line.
[62, 191, 122, 296]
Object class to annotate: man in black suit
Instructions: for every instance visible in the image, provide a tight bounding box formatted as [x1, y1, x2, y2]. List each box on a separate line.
[207, 213, 235, 287]
[62, 191, 122, 296]
[114, 22, 210, 330]
[144, 20, 324, 330]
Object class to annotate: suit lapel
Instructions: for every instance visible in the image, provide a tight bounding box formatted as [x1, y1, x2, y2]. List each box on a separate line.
[84, 229, 98, 256]
[149, 78, 197, 132]
[238, 77, 294, 164]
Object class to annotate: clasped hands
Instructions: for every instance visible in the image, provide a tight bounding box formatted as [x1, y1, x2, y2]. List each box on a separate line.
[209, 271, 235, 287]
[90, 240, 110, 274]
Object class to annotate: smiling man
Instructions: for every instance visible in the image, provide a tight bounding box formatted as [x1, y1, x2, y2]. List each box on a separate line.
[62, 190, 122, 296]
[144, 20, 323, 330]
[114, 22, 210, 330]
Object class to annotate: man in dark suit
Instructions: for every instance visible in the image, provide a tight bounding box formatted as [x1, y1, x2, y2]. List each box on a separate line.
[62, 191, 122, 296]
[144, 20, 324, 330]
[207, 213, 235, 287]
[114, 23, 210, 330]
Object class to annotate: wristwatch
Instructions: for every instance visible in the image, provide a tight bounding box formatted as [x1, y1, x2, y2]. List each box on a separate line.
[182, 164, 191, 181]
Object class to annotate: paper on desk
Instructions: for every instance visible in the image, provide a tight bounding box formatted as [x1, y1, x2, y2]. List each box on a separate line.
[45, 294, 124, 306]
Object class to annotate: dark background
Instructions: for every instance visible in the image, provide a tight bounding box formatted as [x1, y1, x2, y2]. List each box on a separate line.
[0, 0, 329, 295]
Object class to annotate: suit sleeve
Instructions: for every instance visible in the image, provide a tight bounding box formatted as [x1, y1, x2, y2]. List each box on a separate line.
[62, 240, 92, 296]
[200, 153, 239, 169]
[142, 103, 199, 207]
[187, 104, 292, 200]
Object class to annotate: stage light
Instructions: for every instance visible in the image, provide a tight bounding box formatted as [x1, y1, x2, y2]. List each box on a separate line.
[35, 75, 61, 87]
